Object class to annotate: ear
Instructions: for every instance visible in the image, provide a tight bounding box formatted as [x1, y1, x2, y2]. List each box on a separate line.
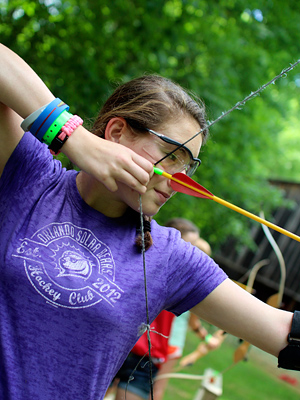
[104, 117, 127, 143]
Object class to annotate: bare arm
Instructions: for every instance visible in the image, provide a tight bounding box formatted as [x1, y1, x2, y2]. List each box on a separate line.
[0, 44, 55, 173]
[191, 278, 292, 357]
[0, 44, 153, 192]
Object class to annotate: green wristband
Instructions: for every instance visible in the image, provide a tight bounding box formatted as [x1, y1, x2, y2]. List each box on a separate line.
[42, 110, 73, 145]
[204, 334, 213, 344]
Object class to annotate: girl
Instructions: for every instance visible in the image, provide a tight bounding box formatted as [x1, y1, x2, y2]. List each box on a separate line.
[0, 44, 294, 400]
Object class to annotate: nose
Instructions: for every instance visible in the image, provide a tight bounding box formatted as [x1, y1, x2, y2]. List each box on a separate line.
[156, 169, 174, 193]
[166, 176, 177, 197]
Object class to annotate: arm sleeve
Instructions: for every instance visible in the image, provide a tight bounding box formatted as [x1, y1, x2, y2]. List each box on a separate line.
[163, 228, 228, 316]
[0, 131, 62, 200]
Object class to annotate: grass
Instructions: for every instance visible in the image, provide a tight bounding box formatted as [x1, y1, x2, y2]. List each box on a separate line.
[162, 329, 300, 400]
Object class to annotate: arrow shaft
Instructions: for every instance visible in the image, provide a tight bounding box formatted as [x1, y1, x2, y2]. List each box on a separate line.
[157, 169, 300, 243]
[212, 195, 300, 242]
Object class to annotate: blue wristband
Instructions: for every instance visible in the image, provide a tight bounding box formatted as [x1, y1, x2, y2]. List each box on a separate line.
[30, 98, 61, 137]
[30, 99, 70, 141]
[35, 102, 69, 141]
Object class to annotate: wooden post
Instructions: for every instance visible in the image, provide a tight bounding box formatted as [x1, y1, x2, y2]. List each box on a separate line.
[193, 368, 223, 400]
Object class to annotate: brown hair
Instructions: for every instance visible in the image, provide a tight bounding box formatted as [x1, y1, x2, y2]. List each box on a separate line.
[165, 217, 200, 235]
[91, 74, 208, 143]
[165, 218, 211, 256]
[91, 75, 208, 251]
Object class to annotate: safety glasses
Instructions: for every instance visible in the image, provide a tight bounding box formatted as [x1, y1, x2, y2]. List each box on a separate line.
[146, 129, 201, 177]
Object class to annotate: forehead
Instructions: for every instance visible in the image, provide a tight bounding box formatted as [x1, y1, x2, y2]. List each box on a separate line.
[158, 116, 202, 156]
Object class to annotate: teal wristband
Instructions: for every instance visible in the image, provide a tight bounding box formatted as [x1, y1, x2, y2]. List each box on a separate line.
[42, 110, 73, 145]
[204, 334, 213, 344]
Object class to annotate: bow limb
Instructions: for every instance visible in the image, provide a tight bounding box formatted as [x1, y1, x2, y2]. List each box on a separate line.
[154, 372, 205, 381]
[234, 212, 286, 363]
[259, 211, 286, 308]
[232, 264, 269, 366]
[245, 259, 270, 293]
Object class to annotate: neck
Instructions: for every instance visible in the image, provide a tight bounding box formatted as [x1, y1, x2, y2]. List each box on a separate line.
[76, 171, 128, 218]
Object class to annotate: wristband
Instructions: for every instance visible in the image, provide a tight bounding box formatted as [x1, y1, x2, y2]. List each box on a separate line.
[21, 105, 46, 131]
[42, 110, 73, 145]
[204, 334, 213, 344]
[48, 131, 69, 155]
[48, 115, 83, 155]
[30, 98, 69, 141]
[60, 115, 83, 136]
[35, 101, 69, 141]
[29, 98, 61, 137]
[278, 311, 300, 371]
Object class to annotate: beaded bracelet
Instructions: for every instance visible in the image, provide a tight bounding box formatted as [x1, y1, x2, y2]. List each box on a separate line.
[48, 115, 83, 155]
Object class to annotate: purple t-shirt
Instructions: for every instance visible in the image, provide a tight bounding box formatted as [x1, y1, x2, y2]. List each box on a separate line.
[0, 132, 227, 399]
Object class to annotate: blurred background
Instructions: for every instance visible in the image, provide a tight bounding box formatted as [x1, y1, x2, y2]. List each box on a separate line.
[2, 0, 300, 308]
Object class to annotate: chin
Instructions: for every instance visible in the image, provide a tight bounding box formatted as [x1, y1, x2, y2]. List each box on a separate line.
[144, 203, 164, 217]
[129, 201, 161, 217]
[144, 209, 160, 217]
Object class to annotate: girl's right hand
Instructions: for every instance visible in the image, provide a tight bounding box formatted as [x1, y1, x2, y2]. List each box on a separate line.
[62, 125, 153, 193]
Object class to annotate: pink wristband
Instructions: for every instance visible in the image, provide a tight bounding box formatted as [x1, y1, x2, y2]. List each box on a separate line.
[61, 115, 83, 137]
[49, 115, 83, 155]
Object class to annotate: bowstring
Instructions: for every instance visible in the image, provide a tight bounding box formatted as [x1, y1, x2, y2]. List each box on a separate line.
[155, 58, 300, 166]
[135, 57, 300, 399]
[139, 195, 154, 400]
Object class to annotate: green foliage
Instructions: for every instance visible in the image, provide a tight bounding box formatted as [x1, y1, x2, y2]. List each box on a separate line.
[2, 0, 300, 248]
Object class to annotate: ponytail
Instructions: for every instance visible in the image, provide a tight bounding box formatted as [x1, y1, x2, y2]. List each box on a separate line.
[135, 215, 153, 251]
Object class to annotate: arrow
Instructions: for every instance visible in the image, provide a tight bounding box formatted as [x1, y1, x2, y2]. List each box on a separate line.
[153, 167, 300, 243]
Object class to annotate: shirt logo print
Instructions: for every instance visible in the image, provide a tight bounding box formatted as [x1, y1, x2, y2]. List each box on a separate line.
[13, 222, 124, 309]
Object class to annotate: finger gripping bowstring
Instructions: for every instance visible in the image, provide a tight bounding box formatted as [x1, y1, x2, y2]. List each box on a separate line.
[139, 58, 300, 399]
